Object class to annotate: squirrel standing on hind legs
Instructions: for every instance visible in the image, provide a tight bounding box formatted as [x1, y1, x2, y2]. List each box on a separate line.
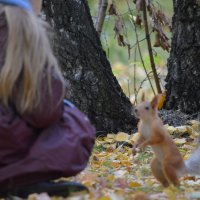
[133, 93, 200, 187]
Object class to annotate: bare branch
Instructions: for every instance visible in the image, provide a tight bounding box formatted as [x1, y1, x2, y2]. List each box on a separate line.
[95, 0, 108, 36]
[134, 46, 137, 104]
[142, 0, 162, 94]
[134, 71, 154, 105]
[125, 0, 156, 95]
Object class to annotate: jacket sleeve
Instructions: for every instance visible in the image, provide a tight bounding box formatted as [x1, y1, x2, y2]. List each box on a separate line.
[0, 106, 96, 187]
[22, 73, 64, 129]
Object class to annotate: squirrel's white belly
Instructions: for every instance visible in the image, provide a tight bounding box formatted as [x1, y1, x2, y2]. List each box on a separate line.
[140, 123, 151, 139]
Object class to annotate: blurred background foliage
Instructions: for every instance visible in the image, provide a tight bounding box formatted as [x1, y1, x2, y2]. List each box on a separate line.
[88, 0, 173, 102]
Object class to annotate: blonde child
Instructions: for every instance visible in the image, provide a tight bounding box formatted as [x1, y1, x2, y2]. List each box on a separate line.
[0, 0, 95, 197]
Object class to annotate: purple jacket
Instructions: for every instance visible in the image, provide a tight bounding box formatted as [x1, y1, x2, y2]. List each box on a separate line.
[0, 13, 95, 190]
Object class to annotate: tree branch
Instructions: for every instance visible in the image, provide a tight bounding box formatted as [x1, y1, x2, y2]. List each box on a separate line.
[126, 0, 155, 95]
[142, 0, 162, 94]
[95, 0, 108, 36]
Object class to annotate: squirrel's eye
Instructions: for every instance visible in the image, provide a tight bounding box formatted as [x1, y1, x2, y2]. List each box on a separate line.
[145, 106, 149, 110]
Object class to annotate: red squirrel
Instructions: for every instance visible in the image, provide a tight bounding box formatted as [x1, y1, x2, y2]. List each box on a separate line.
[133, 93, 200, 187]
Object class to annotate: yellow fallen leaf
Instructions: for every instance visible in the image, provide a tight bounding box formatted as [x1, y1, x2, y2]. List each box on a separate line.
[167, 126, 176, 134]
[183, 152, 191, 160]
[191, 131, 199, 139]
[111, 160, 121, 168]
[129, 181, 142, 187]
[107, 174, 115, 182]
[91, 163, 102, 168]
[96, 139, 107, 145]
[145, 178, 157, 186]
[157, 92, 166, 110]
[175, 126, 189, 135]
[91, 155, 103, 168]
[80, 172, 98, 187]
[186, 126, 193, 135]
[163, 185, 181, 200]
[192, 123, 200, 132]
[120, 160, 132, 167]
[104, 138, 114, 143]
[174, 138, 186, 145]
[115, 152, 128, 160]
[115, 132, 130, 142]
[167, 126, 192, 136]
[187, 120, 200, 131]
[98, 197, 111, 200]
[107, 133, 115, 139]
[96, 152, 108, 157]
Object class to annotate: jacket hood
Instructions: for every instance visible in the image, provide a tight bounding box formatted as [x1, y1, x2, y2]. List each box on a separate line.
[0, 0, 32, 11]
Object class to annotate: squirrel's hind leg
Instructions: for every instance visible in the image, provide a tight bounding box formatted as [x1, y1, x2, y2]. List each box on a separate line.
[162, 162, 180, 186]
[151, 157, 169, 187]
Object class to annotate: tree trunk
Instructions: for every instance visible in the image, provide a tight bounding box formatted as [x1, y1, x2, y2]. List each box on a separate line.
[42, 0, 136, 133]
[165, 0, 200, 114]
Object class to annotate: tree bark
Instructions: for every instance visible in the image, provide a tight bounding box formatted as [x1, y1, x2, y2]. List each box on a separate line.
[165, 0, 200, 114]
[42, 0, 136, 133]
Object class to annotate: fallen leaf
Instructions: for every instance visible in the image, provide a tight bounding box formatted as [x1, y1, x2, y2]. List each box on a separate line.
[157, 92, 166, 110]
[114, 178, 128, 189]
[111, 160, 121, 168]
[79, 172, 99, 187]
[115, 132, 130, 142]
[167, 126, 176, 134]
[28, 193, 51, 200]
[107, 133, 115, 139]
[174, 138, 186, 145]
[120, 160, 132, 167]
[114, 170, 127, 178]
[98, 196, 111, 200]
[129, 181, 142, 187]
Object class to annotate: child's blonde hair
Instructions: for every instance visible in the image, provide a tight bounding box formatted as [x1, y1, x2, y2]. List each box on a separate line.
[0, 5, 64, 114]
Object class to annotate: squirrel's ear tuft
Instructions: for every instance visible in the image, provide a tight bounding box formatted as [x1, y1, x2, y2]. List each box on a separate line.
[151, 95, 160, 109]
[141, 92, 145, 102]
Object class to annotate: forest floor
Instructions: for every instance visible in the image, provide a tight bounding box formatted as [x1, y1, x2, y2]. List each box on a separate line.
[25, 110, 200, 200]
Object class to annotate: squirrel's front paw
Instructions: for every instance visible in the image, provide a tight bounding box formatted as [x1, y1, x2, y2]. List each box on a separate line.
[133, 144, 141, 155]
[132, 145, 139, 155]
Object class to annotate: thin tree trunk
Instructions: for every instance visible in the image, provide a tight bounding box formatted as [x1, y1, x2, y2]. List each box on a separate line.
[42, 0, 136, 133]
[142, 0, 162, 94]
[95, 0, 108, 36]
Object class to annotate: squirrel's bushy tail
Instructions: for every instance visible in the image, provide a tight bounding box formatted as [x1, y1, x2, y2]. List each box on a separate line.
[185, 145, 200, 176]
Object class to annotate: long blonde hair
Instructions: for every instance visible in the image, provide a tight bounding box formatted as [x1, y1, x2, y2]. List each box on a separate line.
[0, 5, 64, 114]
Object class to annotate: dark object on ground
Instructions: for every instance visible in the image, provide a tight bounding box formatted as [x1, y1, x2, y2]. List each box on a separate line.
[159, 109, 195, 127]
[0, 181, 88, 198]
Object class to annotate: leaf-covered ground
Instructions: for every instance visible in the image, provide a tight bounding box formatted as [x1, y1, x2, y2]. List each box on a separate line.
[28, 120, 200, 200]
